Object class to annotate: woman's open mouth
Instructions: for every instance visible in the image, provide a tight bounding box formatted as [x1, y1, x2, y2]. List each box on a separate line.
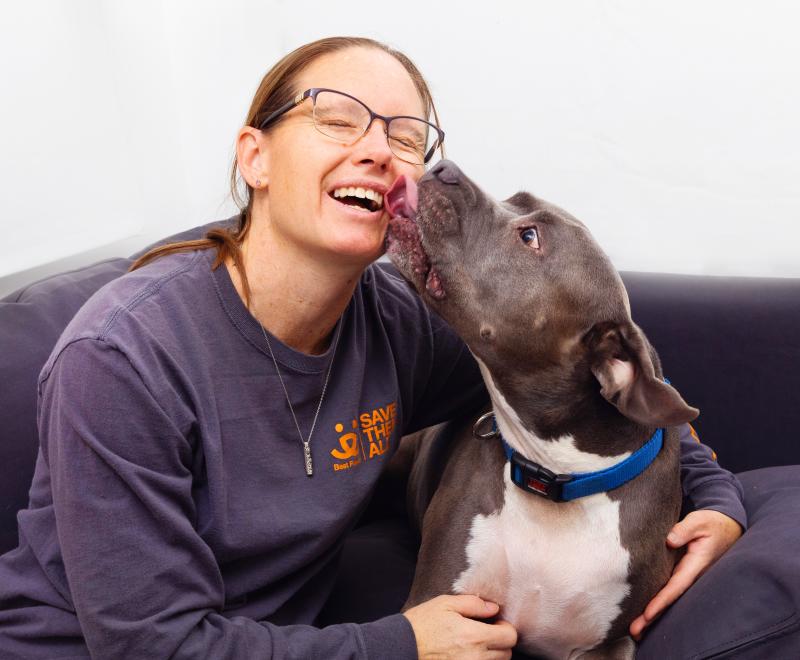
[328, 186, 384, 213]
[384, 176, 445, 300]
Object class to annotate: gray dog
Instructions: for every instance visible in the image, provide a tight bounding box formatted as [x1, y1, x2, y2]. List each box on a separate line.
[383, 160, 698, 659]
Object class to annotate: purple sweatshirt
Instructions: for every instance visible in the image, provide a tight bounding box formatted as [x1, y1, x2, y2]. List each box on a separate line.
[0, 247, 746, 659]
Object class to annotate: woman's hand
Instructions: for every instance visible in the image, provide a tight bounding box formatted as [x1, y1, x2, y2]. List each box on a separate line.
[403, 594, 518, 659]
[630, 509, 743, 640]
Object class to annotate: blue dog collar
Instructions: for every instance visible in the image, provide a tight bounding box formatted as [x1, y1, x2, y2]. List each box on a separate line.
[474, 378, 673, 501]
[494, 418, 664, 502]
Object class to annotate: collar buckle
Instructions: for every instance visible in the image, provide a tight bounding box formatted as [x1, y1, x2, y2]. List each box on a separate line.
[509, 451, 573, 501]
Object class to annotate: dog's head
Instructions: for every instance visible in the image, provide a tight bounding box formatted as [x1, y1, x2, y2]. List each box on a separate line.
[385, 160, 697, 429]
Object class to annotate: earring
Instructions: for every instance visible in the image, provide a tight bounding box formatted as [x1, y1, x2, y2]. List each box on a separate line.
[255, 179, 261, 187]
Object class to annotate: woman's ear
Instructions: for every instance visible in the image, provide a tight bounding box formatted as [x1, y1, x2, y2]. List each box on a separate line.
[236, 126, 270, 189]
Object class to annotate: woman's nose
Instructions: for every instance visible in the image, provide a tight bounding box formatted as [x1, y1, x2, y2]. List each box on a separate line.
[354, 119, 394, 165]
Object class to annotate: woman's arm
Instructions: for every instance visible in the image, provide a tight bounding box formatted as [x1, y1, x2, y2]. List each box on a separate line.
[42, 338, 416, 660]
[678, 423, 747, 530]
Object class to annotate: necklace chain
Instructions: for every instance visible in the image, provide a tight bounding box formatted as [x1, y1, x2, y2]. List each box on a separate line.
[260, 320, 343, 477]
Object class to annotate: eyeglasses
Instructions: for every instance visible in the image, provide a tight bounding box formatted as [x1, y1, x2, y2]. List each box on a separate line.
[256, 87, 445, 166]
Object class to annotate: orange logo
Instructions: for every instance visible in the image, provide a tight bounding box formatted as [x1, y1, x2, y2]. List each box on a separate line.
[688, 423, 700, 442]
[330, 401, 398, 472]
[331, 423, 361, 460]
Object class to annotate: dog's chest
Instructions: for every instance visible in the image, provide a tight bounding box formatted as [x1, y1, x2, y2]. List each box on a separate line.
[452, 465, 631, 658]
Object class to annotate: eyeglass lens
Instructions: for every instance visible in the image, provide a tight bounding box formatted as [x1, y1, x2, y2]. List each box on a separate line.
[312, 90, 439, 165]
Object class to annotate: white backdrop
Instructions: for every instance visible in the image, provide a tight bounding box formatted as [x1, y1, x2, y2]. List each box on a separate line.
[1, 0, 798, 296]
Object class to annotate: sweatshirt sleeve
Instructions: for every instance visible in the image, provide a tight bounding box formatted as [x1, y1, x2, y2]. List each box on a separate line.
[402, 309, 489, 435]
[678, 423, 747, 531]
[40, 338, 418, 660]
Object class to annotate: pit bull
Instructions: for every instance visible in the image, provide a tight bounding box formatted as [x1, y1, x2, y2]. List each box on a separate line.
[383, 160, 699, 659]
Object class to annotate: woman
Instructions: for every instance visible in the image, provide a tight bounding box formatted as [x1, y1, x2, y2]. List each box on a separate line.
[0, 37, 744, 659]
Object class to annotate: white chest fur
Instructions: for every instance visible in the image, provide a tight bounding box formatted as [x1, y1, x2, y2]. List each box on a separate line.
[455, 359, 633, 658]
[452, 468, 631, 658]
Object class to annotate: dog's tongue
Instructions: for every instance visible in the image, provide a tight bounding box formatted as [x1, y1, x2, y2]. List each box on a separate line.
[385, 175, 418, 219]
[385, 175, 443, 299]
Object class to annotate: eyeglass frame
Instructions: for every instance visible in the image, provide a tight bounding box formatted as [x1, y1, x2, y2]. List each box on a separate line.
[256, 87, 446, 165]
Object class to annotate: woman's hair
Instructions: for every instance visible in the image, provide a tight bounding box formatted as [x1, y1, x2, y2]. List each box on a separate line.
[129, 36, 441, 308]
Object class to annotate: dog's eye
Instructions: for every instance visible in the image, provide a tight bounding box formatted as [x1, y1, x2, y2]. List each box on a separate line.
[520, 227, 540, 249]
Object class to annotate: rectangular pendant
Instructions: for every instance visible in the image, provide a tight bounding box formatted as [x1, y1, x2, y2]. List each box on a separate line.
[303, 442, 313, 477]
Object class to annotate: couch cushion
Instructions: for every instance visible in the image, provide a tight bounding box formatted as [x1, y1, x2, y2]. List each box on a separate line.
[637, 465, 800, 659]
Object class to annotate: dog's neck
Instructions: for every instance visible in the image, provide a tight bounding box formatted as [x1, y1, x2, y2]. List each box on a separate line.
[474, 357, 655, 474]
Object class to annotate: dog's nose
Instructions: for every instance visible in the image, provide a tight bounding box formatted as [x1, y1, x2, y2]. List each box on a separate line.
[430, 160, 461, 185]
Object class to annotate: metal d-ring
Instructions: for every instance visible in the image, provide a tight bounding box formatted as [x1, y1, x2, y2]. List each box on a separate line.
[473, 411, 499, 439]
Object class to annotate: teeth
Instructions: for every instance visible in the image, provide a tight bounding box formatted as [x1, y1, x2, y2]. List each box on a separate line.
[332, 186, 384, 209]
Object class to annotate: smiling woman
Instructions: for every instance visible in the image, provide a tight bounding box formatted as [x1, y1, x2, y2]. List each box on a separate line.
[0, 35, 516, 660]
[0, 35, 751, 660]
[131, 39, 442, 316]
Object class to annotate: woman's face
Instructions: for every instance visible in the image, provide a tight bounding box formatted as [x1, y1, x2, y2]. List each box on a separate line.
[253, 47, 428, 267]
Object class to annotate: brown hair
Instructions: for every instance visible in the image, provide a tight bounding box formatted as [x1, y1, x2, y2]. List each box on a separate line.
[129, 36, 442, 308]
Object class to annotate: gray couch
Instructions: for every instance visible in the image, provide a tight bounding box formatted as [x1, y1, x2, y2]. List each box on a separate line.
[2, 218, 799, 658]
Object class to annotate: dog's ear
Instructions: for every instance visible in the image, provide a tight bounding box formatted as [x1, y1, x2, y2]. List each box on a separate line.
[584, 320, 699, 427]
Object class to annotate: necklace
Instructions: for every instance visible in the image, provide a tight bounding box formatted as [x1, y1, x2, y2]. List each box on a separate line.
[259, 319, 343, 477]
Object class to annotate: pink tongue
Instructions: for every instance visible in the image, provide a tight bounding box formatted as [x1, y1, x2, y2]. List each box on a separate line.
[384, 175, 418, 219]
